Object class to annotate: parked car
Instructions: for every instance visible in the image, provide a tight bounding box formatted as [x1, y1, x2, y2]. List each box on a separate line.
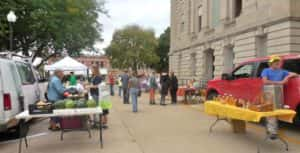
[0, 57, 43, 134]
[206, 54, 300, 124]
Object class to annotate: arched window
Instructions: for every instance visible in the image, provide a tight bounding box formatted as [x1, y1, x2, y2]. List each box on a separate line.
[234, 0, 242, 18]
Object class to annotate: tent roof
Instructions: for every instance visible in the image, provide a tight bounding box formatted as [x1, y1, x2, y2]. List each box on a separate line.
[44, 56, 88, 71]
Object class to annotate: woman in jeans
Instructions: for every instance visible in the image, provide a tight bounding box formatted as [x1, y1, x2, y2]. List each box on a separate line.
[129, 72, 140, 112]
[89, 66, 109, 129]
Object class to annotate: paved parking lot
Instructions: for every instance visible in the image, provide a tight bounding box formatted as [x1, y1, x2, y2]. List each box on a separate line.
[1, 94, 300, 153]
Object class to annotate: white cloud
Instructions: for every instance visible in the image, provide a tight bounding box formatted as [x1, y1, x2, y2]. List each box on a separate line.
[95, 0, 170, 51]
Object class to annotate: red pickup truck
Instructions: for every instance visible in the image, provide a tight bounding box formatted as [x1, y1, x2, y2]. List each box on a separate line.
[206, 54, 300, 124]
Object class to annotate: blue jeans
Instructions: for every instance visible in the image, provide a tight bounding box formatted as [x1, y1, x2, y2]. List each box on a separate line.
[118, 87, 122, 97]
[91, 94, 99, 106]
[110, 85, 114, 96]
[130, 88, 139, 112]
[123, 88, 130, 104]
[49, 100, 61, 124]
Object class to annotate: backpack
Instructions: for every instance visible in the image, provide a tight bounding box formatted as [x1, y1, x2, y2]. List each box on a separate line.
[150, 77, 157, 88]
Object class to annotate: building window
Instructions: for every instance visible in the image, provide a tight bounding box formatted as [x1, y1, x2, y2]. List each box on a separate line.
[198, 5, 203, 32]
[234, 0, 242, 18]
[96, 61, 99, 65]
[191, 53, 197, 76]
[91, 61, 94, 64]
[211, 0, 221, 27]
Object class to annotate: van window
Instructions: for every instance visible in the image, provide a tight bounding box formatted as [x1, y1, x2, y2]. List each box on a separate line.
[233, 63, 255, 79]
[16, 63, 36, 85]
[8, 63, 22, 94]
[283, 59, 300, 74]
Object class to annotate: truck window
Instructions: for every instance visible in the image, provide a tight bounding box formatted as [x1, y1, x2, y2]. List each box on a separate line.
[283, 59, 300, 74]
[256, 62, 269, 77]
[233, 63, 255, 79]
[16, 63, 36, 85]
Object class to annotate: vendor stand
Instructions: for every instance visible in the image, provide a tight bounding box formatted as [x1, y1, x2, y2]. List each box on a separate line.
[177, 86, 196, 104]
[44, 56, 89, 76]
[204, 101, 296, 153]
[15, 107, 103, 153]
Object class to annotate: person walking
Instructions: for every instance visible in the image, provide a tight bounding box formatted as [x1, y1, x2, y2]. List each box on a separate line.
[89, 66, 109, 129]
[121, 70, 130, 104]
[169, 72, 178, 104]
[108, 72, 115, 96]
[160, 72, 170, 106]
[261, 55, 297, 139]
[117, 75, 123, 97]
[129, 72, 140, 112]
[149, 72, 157, 105]
[47, 69, 65, 131]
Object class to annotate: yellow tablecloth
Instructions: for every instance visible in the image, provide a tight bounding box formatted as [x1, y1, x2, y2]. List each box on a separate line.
[204, 101, 296, 123]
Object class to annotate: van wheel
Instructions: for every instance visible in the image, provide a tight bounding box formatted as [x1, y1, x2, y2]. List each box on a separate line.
[207, 91, 218, 100]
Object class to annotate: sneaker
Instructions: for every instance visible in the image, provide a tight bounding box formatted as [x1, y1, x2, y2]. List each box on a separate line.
[269, 134, 278, 140]
[92, 124, 100, 129]
[102, 125, 108, 129]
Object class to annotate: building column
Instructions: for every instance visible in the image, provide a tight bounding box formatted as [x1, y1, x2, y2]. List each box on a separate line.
[220, 0, 230, 22]
[203, 0, 210, 29]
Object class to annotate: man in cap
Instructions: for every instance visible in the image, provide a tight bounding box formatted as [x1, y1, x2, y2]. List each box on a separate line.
[261, 55, 297, 139]
[261, 55, 297, 85]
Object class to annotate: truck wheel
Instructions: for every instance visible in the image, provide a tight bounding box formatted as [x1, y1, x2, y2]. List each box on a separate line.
[207, 91, 218, 100]
[294, 106, 300, 126]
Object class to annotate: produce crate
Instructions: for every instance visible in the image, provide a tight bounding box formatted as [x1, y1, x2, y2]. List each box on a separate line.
[231, 119, 246, 133]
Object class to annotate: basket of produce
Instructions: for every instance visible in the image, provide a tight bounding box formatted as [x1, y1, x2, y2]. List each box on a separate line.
[52, 99, 97, 129]
[53, 99, 98, 110]
[29, 100, 53, 114]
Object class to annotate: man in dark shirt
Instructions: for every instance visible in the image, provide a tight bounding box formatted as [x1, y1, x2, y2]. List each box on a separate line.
[169, 72, 178, 104]
[121, 70, 130, 104]
[160, 72, 170, 106]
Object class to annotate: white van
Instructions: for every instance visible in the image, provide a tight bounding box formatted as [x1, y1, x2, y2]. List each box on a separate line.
[0, 57, 42, 133]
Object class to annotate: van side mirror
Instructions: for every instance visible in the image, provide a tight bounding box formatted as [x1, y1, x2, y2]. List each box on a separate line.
[222, 73, 233, 80]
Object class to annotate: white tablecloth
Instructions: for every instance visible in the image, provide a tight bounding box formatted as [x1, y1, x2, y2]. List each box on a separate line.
[16, 108, 103, 119]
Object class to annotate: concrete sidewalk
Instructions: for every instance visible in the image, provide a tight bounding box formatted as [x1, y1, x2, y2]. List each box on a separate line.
[1, 93, 300, 153]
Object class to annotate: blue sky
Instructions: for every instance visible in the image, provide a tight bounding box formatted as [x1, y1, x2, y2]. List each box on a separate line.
[95, 0, 170, 51]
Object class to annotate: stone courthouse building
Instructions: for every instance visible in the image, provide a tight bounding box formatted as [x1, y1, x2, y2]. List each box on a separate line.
[169, 0, 300, 83]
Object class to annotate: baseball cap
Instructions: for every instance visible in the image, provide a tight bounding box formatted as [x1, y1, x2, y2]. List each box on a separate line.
[269, 55, 281, 63]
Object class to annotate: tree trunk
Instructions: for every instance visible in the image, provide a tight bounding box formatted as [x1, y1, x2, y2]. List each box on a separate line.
[132, 59, 138, 74]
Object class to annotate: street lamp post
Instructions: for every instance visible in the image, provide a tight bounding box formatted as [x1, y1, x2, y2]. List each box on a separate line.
[7, 11, 17, 51]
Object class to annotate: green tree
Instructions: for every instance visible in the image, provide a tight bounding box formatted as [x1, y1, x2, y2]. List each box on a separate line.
[106, 25, 159, 73]
[0, 0, 106, 66]
[154, 27, 170, 72]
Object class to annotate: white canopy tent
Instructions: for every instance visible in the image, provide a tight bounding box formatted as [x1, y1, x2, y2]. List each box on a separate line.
[44, 56, 88, 75]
